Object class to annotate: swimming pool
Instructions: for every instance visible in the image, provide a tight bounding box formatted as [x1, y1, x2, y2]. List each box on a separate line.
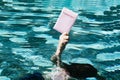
[0, 0, 120, 80]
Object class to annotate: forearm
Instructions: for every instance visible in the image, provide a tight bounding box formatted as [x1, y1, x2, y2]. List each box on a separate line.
[51, 32, 69, 66]
[55, 43, 65, 56]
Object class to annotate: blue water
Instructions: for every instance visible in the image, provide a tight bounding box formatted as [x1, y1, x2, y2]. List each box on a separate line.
[0, 0, 120, 80]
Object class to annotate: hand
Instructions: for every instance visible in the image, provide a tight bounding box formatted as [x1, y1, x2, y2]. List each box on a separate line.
[59, 32, 69, 47]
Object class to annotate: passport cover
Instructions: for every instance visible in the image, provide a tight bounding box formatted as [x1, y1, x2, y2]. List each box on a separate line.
[53, 7, 78, 33]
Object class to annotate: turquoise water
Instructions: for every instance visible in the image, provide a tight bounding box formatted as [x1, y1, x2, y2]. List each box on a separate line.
[0, 0, 120, 80]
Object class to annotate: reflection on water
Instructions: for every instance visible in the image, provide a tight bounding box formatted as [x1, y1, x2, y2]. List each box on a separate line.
[0, 0, 120, 80]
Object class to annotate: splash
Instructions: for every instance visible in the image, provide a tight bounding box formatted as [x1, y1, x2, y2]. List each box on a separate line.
[46, 67, 70, 80]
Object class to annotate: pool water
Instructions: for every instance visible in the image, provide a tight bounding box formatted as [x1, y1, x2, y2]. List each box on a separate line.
[0, 0, 120, 80]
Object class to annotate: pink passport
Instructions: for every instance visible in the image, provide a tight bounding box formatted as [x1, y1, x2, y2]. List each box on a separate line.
[53, 7, 78, 33]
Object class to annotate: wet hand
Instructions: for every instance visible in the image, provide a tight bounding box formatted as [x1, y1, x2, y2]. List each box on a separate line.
[59, 32, 69, 46]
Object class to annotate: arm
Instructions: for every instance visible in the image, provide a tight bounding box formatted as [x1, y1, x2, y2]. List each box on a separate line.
[55, 32, 69, 56]
[51, 32, 69, 66]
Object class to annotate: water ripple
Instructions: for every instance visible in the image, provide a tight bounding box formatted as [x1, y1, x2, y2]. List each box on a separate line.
[105, 65, 120, 72]
[96, 52, 120, 61]
[9, 37, 28, 43]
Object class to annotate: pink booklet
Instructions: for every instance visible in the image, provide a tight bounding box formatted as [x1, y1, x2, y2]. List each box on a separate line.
[53, 7, 78, 33]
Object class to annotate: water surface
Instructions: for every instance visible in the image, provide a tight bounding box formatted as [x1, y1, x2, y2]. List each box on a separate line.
[0, 0, 120, 80]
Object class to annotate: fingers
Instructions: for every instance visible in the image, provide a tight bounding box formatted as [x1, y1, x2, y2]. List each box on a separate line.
[63, 32, 68, 35]
[64, 36, 69, 40]
[63, 33, 69, 43]
[62, 32, 68, 37]
[60, 32, 69, 40]
[59, 32, 69, 46]
[63, 40, 68, 44]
